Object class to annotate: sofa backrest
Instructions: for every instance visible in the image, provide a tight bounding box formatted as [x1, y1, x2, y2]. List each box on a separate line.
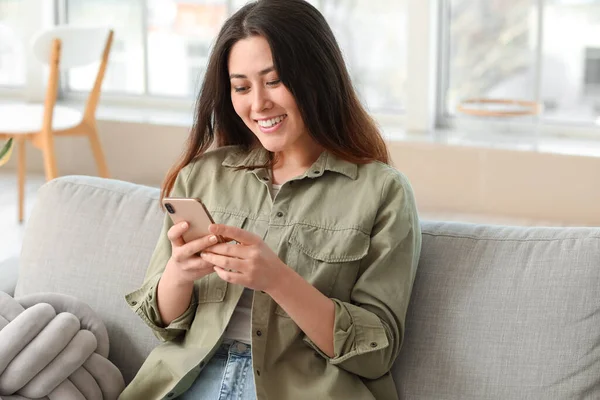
[15, 176, 163, 384]
[16, 176, 600, 398]
[392, 221, 600, 399]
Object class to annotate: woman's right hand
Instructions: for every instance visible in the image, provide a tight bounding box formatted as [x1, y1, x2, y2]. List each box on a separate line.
[164, 221, 219, 285]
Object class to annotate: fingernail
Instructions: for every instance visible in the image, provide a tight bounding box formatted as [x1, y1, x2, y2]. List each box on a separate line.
[209, 235, 218, 243]
[182, 222, 188, 229]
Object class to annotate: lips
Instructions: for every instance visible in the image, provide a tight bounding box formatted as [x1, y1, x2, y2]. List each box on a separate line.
[256, 114, 287, 128]
[256, 114, 287, 133]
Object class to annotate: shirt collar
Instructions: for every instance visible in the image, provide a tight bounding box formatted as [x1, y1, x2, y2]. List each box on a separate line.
[222, 146, 358, 180]
[222, 146, 269, 169]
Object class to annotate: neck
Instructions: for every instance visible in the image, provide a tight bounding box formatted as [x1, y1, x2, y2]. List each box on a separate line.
[271, 142, 323, 184]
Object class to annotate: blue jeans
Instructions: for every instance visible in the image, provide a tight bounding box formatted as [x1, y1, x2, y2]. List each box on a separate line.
[179, 340, 256, 400]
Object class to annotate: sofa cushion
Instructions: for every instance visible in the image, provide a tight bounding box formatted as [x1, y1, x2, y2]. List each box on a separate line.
[393, 221, 600, 399]
[15, 176, 163, 384]
[0, 257, 19, 296]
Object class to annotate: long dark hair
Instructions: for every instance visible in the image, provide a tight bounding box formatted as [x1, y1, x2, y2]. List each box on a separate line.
[162, 0, 390, 199]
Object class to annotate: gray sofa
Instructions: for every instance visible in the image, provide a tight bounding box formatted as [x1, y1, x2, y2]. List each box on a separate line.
[5, 175, 600, 399]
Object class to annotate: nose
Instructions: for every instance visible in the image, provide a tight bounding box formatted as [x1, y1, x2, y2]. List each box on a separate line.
[251, 86, 272, 113]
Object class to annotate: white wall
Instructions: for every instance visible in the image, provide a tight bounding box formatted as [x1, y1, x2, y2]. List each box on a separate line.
[3, 120, 600, 226]
[389, 141, 600, 226]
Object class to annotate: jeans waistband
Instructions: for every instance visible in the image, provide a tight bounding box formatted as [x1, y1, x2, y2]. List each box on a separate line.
[219, 339, 252, 357]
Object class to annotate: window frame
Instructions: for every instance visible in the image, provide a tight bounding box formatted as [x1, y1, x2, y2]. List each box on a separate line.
[55, 0, 259, 101]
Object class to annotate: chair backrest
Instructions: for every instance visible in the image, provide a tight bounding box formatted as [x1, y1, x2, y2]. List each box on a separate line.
[32, 26, 111, 69]
[31, 25, 113, 127]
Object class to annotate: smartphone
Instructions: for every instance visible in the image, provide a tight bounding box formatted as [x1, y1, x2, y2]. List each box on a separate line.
[162, 197, 224, 244]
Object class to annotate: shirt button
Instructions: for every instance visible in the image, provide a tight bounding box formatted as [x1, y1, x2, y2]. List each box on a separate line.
[313, 170, 320, 175]
[370, 342, 378, 348]
[256, 330, 262, 337]
[276, 212, 283, 218]
[130, 301, 137, 306]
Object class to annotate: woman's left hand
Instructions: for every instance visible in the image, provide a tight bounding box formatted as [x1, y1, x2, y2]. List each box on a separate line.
[200, 224, 287, 293]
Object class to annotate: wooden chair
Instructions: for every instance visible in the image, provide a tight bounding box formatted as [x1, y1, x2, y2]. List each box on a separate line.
[0, 26, 113, 222]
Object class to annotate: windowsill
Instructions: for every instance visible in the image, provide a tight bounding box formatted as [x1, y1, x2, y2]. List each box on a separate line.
[93, 102, 600, 158]
[387, 129, 600, 158]
[0, 96, 196, 127]
[94, 102, 194, 127]
[3, 97, 600, 158]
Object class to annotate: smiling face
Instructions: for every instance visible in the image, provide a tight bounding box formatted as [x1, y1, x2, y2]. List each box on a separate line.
[228, 35, 313, 154]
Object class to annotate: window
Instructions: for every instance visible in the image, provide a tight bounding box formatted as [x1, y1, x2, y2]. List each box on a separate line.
[542, 0, 600, 124]
[442, 0, 600, 127]
[59, 0, 406, 115]
[0, 0, 26, 87]
[0, 0, 407, 120]
[65, 0, 145, 94]
[442, 0, 539, 119]
[320, 1, 407, 114]
[146, 1, 228, 97]
[584, 47, 600, 98]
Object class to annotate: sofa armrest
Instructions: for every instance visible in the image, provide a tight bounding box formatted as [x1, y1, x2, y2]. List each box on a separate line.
[0, 257, 19, 296]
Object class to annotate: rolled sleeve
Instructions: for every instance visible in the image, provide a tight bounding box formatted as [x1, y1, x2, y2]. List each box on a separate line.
[125, 274, 197, 342]
[303, 299, 391, 377]
[124, 163, 198, 342]
[305, 171, 421, 379]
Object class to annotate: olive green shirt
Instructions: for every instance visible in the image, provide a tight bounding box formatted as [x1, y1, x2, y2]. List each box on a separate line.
[120, 145, 421, 400]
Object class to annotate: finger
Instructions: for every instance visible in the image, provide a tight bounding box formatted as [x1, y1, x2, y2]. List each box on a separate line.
[167, 222, 189, 247]
[182, 234, 219, 258]
[209, 224, 260, 245]
[213, 266, 244, 285]
[203, 243, 246, 259]
[180, 257, 215, 273]
[200, 252, 245, 272]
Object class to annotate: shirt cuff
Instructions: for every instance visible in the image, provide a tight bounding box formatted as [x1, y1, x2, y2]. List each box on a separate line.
[303, 298, 389, 364]
[125, 274, 197, 342]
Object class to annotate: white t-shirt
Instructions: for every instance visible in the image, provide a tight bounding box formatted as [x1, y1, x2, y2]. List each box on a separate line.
[222, 181, 282, 344]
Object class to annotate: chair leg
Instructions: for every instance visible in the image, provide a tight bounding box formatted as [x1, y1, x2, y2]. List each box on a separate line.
[87, 125, 109, 178]
[17, 138, 26, 223]
[40, 132, 58, 181]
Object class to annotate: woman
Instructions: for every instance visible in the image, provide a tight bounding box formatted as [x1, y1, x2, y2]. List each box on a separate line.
[120, 0, 421, 399]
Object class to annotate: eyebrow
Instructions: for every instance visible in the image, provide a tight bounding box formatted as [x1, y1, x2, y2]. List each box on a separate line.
[229, 66, 276, 79]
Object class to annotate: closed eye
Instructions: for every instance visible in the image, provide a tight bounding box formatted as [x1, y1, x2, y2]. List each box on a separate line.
[266, 79, 281, 87]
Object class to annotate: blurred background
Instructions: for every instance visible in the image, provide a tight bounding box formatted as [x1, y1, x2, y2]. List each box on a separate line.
[1, 0, 599, 234]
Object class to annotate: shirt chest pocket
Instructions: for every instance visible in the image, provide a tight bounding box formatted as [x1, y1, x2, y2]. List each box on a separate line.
[277, 224, 369, 317]
[194, 213, 247, 304]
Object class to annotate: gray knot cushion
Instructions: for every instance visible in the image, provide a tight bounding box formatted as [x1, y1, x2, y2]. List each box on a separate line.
[0, 292, 125, 400]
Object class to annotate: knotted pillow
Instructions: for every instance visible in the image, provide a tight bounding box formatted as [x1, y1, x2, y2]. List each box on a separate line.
[0, 292, 124, 400]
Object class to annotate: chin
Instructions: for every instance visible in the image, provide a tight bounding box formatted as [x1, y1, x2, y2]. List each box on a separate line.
[256, 135, 289, 153]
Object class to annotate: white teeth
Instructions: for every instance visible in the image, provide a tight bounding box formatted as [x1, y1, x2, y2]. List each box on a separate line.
[258, 115, 286, 128]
